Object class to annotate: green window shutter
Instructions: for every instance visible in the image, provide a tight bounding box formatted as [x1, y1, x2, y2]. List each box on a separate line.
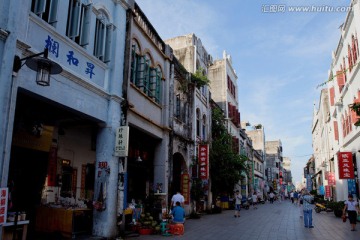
[149, 68, 157, 98]
[79, 4, 91, 46]
[67, 0, 81, 38]
[142, 60, 150, 95]
[94, 19, 105, 58]
[34, 0, 46, 15]
[48, 0, 59, 24]
[130, 45, 137, 84]
[103, 24, 113, 63]
[136, 55, 145, 87]
[155, 70, 161, 103]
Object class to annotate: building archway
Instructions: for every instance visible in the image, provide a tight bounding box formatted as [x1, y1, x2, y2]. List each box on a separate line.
[170, 152, 187, 198]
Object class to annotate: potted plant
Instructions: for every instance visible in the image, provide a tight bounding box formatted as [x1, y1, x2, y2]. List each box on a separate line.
[330, 201, 345, 218]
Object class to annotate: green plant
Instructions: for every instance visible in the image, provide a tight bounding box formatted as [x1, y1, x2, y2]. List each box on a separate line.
[349, 102, 360, 126]
[191, 68, 210, 88]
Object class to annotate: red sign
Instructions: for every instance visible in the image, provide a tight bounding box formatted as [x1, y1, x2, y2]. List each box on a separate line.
[181, 173, 190, 204]
[47, 146, 57, 186]
[328, 172, 336, 186]
[198, 145, 209, 180]
[325, 185, 332, 198]
[0, 188, 8, 225]
[338, 152, 355, 179]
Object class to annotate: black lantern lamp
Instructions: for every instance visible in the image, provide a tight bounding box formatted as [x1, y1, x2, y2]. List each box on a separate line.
[13, 48, 62, 86]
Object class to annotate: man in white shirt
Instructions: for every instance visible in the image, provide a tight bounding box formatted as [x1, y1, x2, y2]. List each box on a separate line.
[171, 191, 185, 208]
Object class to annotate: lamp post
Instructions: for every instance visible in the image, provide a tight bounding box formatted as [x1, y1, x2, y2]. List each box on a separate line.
[13, 48, 62, 86]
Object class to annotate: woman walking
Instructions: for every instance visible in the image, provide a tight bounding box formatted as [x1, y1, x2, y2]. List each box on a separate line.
[343, 194, 360, 231]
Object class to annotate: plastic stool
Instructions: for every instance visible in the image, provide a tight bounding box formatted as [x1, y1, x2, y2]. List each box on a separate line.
[169, 223, 184, 235]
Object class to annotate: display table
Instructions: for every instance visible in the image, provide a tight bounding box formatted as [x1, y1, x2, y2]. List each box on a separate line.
[35, 206, 92, 238]
[2, 220, 29, 240]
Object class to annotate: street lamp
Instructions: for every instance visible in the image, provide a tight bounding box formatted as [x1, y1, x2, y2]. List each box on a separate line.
[13, 48, 62, 86]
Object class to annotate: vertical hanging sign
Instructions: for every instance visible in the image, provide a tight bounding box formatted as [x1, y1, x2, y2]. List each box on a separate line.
[338, 152, 354, 179]
[0, 188, 8, 225]
[115, 126, 129, 157]
[198, 144, 209, 180]
[325, 185, 332, 198]
[47, 146, 57, 186]
[181, 173, 190, 204]
[328, 172, 336, 186]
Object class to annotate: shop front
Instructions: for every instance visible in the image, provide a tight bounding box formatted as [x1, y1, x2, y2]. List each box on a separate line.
[7, 90, 100, 239]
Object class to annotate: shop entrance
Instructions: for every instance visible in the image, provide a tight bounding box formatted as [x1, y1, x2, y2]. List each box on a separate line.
[169, 153, 186, 198]
[8, 90, 99, 239]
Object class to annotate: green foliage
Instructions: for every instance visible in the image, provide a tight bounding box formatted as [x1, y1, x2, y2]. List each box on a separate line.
[209, 107, 248, 198]
[191, 68, 210, 88]
[190, 178, 204, 202]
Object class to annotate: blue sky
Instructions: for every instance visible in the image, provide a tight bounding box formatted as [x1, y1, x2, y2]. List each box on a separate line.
[136, 0, 350, 184]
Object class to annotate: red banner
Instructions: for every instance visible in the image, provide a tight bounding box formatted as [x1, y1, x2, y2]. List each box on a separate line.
[338, 152, 355, 179]
[325, 185, 332, 198]
[0, 188, 8, 225]
[181, 173, 190, 204]
[47, 146, 58, 186]
[328, 172, 336, 186]
[198, 145, 209, 180]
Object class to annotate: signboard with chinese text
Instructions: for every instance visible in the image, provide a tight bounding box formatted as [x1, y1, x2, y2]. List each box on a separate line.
[27, 21, 106, 86]
[306, 174, 312, 191]
[115, 127, 129, 157]
[338, 152, 355, 179]
[328, 172, 336, 186]
[319, 185, 325, 195]
[348, 179, 356, 195]
[198, 145, 209, 180]
[325, 185, 331, 198]
[47, 146, 57, 186]
[181, 173, 190, 204]
[0, 188, 8, 225]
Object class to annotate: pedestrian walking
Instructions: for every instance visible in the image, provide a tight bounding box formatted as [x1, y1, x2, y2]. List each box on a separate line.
[290, 191, 294, 204]
[342, 194, 360, 231]
[269, 191, 274, 204]
[234, 190, 242, 217]
[170, 190, 185, 209]
[298, 192, 303, 218]
[252, 192, 258, 209]
[294, 191, 298, 205]
[302, 189, 314, 228]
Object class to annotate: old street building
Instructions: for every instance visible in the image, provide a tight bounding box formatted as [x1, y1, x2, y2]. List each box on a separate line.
[165, 34, 213, 210]
[314, 0, 360, 201]
[0, 0, 131, 238]
[265, 140, 283, 193]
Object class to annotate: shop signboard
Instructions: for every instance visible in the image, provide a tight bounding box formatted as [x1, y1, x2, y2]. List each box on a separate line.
[115, 126, 129, 157]
[0, 188, 8, 225]
[338, 152, 354, 179]
[47, 146, 57, 186]
[306, 174, 312, 191]
[181, 173, 190, 204]
[328, 172, 336, 186]
[325, 185, 331, 198]
[348, 179, 356, 195]
[319, 185, 325, 195]
[198, 145, 209, 180]
[12, 125, 54, 152]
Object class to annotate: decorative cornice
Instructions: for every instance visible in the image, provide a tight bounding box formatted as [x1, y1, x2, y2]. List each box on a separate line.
[0, 28, 10, 41]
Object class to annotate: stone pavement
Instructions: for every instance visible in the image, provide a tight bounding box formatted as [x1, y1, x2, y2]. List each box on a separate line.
[133, 200, 360, 240]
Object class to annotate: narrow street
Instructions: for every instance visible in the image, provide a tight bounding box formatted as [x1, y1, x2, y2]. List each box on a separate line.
[136, 201, 360, 240]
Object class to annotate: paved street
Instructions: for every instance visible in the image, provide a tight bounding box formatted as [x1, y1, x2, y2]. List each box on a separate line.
[134, 201, 360, 240]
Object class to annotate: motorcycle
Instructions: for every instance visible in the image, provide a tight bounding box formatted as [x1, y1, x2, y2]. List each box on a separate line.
[314, 202, 333, 213]
[241, 198, 250, 210]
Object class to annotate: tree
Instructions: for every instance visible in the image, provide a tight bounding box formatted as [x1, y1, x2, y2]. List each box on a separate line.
[209, 107, 248, 198]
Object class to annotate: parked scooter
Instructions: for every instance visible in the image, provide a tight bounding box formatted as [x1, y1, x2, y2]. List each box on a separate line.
[314, 202, 332, 213]
[241, 198, 250, 210]
[257, 198, 265, 204]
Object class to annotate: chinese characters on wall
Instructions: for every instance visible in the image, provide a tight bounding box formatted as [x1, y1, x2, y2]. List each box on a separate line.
[338, 152, 355, 179]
